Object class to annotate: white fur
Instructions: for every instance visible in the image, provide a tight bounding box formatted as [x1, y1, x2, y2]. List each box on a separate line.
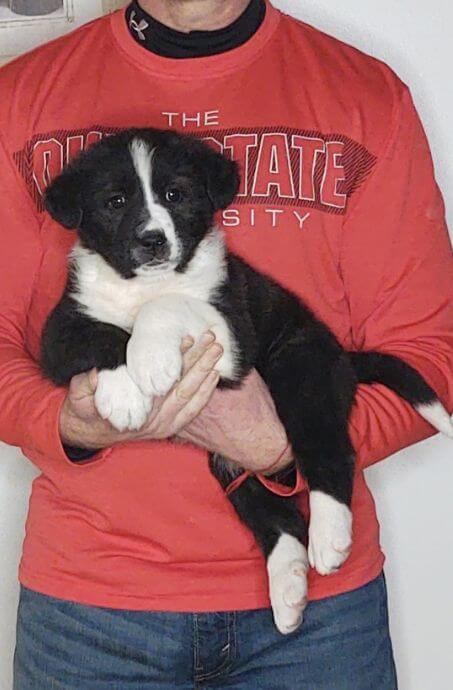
[95, 365, 152, 432]
[267, 533, 309, 635]
[308, 491, 353, 576]
[130, 138, 180, 263]
[128, 293, 238, 397]
[70, 229, 228, 332]
[416, 401, 453, 438]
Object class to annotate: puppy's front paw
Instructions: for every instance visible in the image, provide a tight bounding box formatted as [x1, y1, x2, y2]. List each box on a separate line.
[127, 334, 182, 398]
[95, 366, 152, 432]
[267, 535, 308, 635]
[308, 491, 352, 576]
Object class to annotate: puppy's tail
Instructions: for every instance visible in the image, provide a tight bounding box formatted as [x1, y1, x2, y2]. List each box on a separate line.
[349, 351, 453, 438]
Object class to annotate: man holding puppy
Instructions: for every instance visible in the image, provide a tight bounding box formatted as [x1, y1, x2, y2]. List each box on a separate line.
[0, 1, 452, 688]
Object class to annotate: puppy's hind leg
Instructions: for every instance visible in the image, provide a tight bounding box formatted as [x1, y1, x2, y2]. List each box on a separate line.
[263, 336, 356, 577]
[210, 455, 309, 635]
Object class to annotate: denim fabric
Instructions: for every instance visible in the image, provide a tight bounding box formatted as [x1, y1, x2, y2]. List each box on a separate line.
[14, 574, 397, 689]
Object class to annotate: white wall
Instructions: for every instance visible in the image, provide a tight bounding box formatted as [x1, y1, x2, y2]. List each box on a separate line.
[0, 0, 104, 62]
[0, 1, 452, 688]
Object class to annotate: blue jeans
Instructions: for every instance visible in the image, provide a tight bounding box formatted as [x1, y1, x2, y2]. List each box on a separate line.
[14, 574, 397, 689]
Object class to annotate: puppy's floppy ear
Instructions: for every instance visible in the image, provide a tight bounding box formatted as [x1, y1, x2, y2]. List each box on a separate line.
[44, 169, 83, 230]
[205, 151, 240, 211]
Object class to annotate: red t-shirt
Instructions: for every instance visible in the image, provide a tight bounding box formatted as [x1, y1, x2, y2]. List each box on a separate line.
[0, 1, 452, 612]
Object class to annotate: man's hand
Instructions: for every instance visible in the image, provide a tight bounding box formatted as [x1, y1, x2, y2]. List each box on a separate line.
[60, 331, 292, 474]
[59, 332, 223, 450]
[178, 368, 293, 474]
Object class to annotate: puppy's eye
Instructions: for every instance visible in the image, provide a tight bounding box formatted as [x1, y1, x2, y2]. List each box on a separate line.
[107, 194, 127, 210]
[165, 189, 183, 203]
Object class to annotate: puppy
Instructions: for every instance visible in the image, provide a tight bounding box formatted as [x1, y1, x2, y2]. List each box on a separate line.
[42, 128, 453, 634]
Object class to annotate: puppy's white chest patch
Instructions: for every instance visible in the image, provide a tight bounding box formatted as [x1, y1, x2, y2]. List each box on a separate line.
[71, 250, 158, 331]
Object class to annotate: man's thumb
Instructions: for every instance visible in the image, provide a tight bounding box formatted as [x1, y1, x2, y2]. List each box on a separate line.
[69, 368, 98, 398]
[87, 368, 98, 393]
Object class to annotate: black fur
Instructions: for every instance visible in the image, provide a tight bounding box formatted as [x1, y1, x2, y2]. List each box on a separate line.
[41, 294, 129, 386]
[41, 128, 441, 582]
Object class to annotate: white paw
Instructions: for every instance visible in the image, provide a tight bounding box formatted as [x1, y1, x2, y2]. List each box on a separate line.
[267, 534, 309, 635]
[95, 366, 152, 432]
[127, 334, 182, 397]
[308, 491, 352, 576]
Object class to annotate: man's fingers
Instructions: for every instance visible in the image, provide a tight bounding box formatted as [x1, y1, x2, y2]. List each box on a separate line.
[180, 336, 195, 354]
[87, 368, 98, 392]
[181, 331, 216, 374]
[176, 343, 223, 402]
[173, 370, 220, 430]
[144, 343, 222, 437]
[159, 342, 222, 421]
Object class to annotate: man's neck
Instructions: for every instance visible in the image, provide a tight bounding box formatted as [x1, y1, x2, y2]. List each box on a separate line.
[137, 0, 251, 32]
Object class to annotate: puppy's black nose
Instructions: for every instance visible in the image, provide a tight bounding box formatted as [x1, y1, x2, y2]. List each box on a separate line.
[139, 230, 167, 249]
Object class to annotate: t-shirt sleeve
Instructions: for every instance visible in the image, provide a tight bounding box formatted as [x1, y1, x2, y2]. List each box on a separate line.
[0, 132, 79, 473]
[340, 85, 453, 470]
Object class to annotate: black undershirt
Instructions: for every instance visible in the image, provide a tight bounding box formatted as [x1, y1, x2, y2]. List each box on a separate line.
[66, 2, 265, 462]
[125, 0, 266, 58]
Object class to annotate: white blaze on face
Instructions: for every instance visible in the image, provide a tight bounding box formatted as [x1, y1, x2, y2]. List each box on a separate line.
[129, 138, 180, 264]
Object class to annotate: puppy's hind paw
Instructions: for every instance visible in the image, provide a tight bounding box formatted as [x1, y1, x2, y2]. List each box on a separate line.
[308, 491, 352, 576]
[267, 534, 309, 635]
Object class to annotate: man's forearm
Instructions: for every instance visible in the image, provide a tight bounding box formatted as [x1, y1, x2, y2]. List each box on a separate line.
[350, 381, 450, 473]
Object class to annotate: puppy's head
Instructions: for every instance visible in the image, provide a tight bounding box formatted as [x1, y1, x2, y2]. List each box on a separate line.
[45, 128, 239, 278]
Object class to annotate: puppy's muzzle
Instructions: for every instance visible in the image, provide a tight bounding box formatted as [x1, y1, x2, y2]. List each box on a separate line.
[132, 229, 170, 266]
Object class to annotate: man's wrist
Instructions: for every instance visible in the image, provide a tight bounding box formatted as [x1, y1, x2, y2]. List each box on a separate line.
[59, 401, 81, 446]
[59, 399, 105, 449]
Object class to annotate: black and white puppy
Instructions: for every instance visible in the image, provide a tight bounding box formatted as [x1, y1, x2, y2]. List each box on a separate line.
[42, 128, 453, 634]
